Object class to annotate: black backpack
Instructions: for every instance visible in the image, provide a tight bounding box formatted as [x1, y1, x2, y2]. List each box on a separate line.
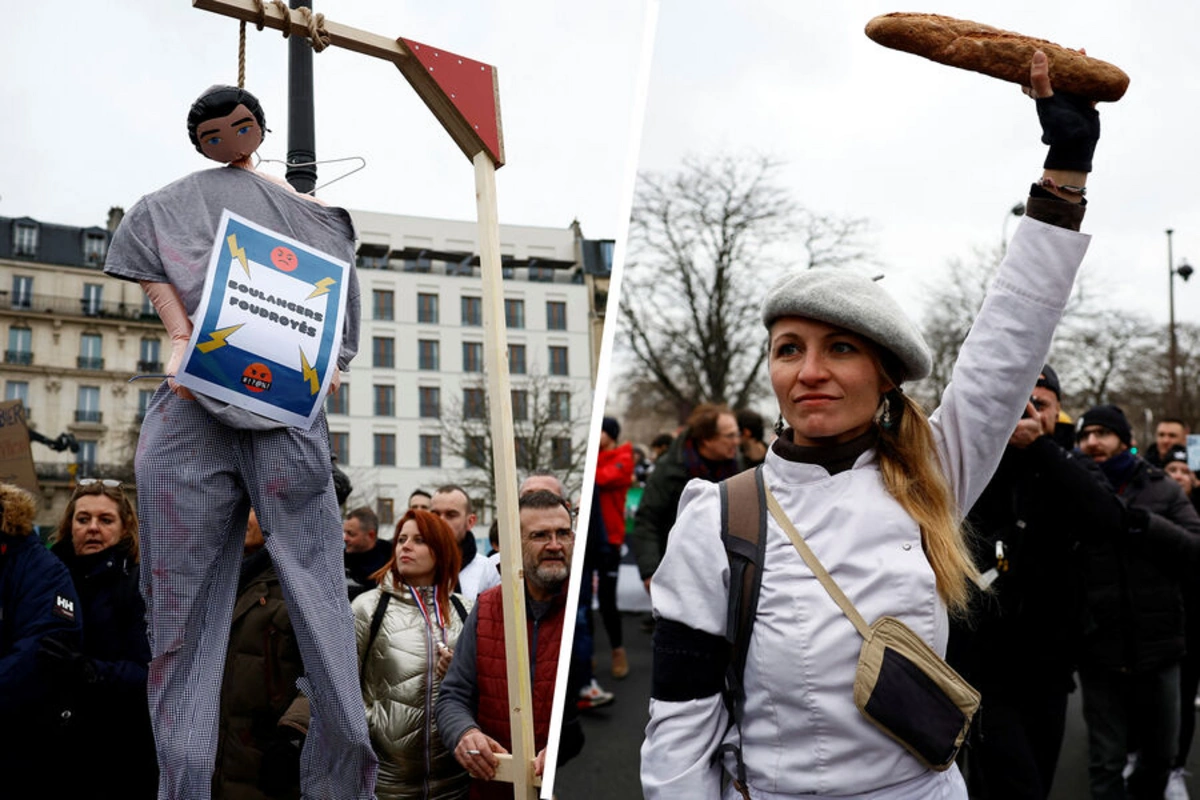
[716, 466, 767, 797]
[360, 590, 469, 682]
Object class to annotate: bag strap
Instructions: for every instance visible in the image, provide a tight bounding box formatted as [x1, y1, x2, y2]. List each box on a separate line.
[717, 465, 766, 799]
[763, 485, 870, 638]
[360, 591, 392, 683]
[449, 593, 468, 623]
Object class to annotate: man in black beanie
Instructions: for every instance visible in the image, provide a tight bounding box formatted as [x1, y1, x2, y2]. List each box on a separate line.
[1074, 403, 1200, 798]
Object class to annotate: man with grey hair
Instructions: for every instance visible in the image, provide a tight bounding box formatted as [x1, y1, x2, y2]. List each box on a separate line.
[436, 489, 583, 792]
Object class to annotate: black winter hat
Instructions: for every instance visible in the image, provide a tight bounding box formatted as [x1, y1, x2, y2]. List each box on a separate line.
[1036, 364, 1061, 400]
[601, 416, 620, 441]
[1076, 404, 1132, 447]
[1164, 446, 1190, 467]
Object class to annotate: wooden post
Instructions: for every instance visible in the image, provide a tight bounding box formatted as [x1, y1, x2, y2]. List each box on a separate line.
[475, 151, 536, 799]
[191, 3, 533, 795]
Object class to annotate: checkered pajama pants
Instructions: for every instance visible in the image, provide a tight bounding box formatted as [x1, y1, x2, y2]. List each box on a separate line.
[136, 386, 377, 799]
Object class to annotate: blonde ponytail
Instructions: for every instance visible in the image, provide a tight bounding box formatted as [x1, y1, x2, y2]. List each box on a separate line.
[876, 393, 978, 616]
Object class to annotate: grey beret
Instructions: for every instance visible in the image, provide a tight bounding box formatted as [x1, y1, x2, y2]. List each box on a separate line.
[761, 269, 932, 382]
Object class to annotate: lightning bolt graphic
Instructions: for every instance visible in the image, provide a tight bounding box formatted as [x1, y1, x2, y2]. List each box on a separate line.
[196, 324, 244, 353]
[300, 348, 319, 395]
[306, 277, 335, 300]
[227, 234, 250, 278]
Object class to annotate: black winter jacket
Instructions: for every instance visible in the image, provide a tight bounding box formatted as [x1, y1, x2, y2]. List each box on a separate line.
[949, 437, 1118, 694]
[51, 538, 158, 798]
[1080, 457, 1200, 674]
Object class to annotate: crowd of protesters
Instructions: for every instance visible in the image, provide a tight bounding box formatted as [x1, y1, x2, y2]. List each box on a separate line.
[0, 466, 582, 800]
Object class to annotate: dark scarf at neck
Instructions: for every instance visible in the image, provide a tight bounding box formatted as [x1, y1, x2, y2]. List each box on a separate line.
[1098, 450, 1138, 490]
[771, 428, 878, 476]
[458, 531, 478, 566]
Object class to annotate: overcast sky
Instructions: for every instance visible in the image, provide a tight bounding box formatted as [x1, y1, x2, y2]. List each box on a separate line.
[626, 0, 1200, 395]
[1, 1, 651, 241]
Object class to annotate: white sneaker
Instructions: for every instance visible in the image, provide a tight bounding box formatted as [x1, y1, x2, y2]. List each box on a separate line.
[577, 679, 614, 710]
[1166, 768, 1191, 800]
[1122, 753, 1138, 781]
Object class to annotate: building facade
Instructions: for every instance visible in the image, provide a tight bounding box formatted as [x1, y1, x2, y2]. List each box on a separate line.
[0, 209, 610, 529]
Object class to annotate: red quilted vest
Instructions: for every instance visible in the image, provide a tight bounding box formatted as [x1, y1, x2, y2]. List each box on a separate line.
[471, 584, 566, 800]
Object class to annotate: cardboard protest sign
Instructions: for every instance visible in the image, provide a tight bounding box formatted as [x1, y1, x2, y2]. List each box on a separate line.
[0, 400, 38, 495]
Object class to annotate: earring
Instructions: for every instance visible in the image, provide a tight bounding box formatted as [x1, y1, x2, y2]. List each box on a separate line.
[774, 414, 785, 436]
[874, 395, 895, 431]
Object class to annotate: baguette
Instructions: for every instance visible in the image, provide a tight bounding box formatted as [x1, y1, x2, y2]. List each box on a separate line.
[864, 13, 1129, 102]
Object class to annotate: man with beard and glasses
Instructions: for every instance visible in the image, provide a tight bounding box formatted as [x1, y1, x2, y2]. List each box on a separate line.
[435, 489, 583, 797]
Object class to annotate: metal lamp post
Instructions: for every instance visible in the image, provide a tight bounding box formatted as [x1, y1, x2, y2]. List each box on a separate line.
[1166, 228, 1194, 416]
[1001, 202, 1026, 255]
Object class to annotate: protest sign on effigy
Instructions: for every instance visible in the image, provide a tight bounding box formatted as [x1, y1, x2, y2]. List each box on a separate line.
[177, 209, 349, 429]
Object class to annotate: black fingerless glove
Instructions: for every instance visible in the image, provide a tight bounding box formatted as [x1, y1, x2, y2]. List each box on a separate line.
[1036, 91, 1100, 173]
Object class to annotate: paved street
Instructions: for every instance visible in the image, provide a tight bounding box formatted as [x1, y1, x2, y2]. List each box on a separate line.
[553, 564, 1200, 799]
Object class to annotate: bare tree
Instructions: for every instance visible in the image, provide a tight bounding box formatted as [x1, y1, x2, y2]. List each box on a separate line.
[619, 153, 874, 420]
[435, 372, 590, 515]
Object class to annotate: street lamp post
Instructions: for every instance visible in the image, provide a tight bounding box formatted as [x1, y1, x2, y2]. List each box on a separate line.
[1165, 228, 1194, 416]
[1001, 202, 1026, 255]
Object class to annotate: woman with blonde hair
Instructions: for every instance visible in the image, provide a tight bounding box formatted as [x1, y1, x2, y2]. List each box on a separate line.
[354, 508, 470, 799]
[45, 479, 157, 797]
[641, 53, 1098, 799]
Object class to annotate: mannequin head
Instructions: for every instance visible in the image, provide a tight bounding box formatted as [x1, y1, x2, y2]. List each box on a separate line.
[187, 85, 267, 165]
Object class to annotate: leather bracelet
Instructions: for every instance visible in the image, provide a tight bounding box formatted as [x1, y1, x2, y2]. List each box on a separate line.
[1038, 176, 1086, 196]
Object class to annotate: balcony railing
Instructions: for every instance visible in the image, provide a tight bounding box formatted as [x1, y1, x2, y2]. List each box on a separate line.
[77, 356, 105, 370]
[0, 291, 158, 322]
[4, 350, 33, 366]
[74, 410, 103, 424]
[137, 360, 162, 373]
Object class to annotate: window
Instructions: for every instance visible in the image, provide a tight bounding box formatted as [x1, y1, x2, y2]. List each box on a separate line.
[462, 342, 483, 373]
[549, 346, 569, 376]
[508, 344, 526, 375]
[419, 387, 441, 419]
[546, 301, 567, 331]
[515, 437, 531, 469]
[329, 431, 350, 464]
[76, 385, 101, 423]
[405, 252, 432, 273]
[374, 434, 396, 466]
[6, 326, 32, 366]
[76, 441, 98, 477]
[511, 389, 529, 422]
[419, 435, 442, 468]
[461, 296, 483, 326]
[417, 293, 439, 324]
[13, 223, 37, 257]
[505, 298, 525, 329]
[140, 294, 157, 320]
[5, 381, 29, 414]
[376, 498, 395, 527]
[136, 389, 154, 422]
[552, 437, 573, 470]
[326, 385, 349, 415]
[465, 435, 488, 468]
[463, 387, 486, 420]
[372, 337, 395, 369]
[83, 232, 107, 264]
[529, 265, 555, 282]
[549, 391, 571, 422]
[372, 290, 395, 321]
[374, 385, 395, 416]
[11, 276, 32, 309]
[79, 333, 104, 370]
[138, 338, 162, 372]
[418, 340, 439, 371]
[82, 283, 103, 316]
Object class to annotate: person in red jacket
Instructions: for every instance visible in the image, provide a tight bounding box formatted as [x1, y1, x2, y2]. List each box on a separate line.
[594, 416, 634, 679]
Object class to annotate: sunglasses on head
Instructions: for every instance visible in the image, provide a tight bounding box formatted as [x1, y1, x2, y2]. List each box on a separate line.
[77, 479, 123, 489]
